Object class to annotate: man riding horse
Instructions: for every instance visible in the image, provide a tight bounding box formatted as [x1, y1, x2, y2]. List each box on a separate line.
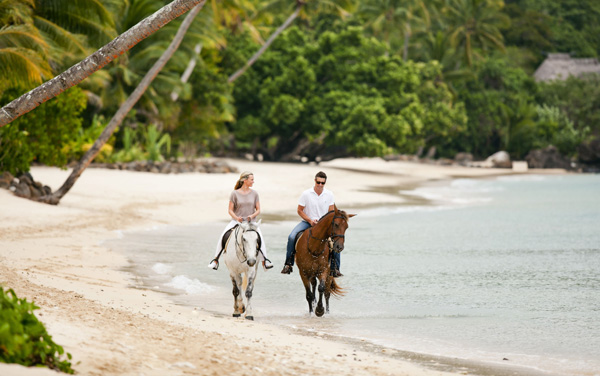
[281, 171, 343, 277]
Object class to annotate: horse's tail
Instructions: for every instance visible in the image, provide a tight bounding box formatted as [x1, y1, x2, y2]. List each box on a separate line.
[328, 276, 345, 297]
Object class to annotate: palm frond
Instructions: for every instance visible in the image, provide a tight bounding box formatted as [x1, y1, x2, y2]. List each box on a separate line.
[33, 16, 88, 55]
[0, 47, 52, 88]
[0, 24, 49, 53]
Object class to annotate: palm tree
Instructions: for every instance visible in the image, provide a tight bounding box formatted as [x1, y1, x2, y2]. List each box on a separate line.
[443, 0, 508, 67]
[227, 0, 355, 83]
[38, 2, 207, 204]
[0, 0, 52, 92]
[0, 0, 205, 127]
[360, 0, 429, 60]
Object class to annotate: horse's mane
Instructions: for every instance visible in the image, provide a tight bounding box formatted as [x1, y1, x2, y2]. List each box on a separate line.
[317, 207, 348, 222]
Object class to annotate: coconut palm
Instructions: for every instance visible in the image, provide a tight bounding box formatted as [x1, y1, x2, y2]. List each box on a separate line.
[228, 0, 356, 83]
[360, 0, 430, 60]
[38, 2, 207, 204]
[0, 0, 205, 128]
[0, 0, 52, 92]
[443, 0, 509, 67]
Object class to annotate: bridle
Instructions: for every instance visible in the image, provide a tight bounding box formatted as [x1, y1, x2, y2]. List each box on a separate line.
[234, 225, 260, 263]
[306, 212, 347, 258]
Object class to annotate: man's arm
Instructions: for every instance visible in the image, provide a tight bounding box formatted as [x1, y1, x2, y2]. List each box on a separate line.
[297, 205, 317, 226]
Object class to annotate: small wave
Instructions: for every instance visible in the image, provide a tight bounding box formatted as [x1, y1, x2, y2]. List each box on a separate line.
[152, 263, 173, 275]
[496, 175, 549, 182]
[165, 275, 215, 294]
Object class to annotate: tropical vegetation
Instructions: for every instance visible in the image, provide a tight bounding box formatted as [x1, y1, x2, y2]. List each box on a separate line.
[0, 287, 74, 373]
[1, 0, 600, 177]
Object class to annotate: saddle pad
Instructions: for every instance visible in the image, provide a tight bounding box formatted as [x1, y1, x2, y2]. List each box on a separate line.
[294, 230, 306, 251]
[221, 225, 238, 253]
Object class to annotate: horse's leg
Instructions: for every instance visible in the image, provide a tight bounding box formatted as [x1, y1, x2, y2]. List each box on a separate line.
[232, 274, 245, 317]
[325, 276, 332, 314]
[311, 277, 317, 305]
[230, 275, 243, 317]
[244, 268, 257, 320]
[299, 272, 314, 315]
[315, 270, 328, 317]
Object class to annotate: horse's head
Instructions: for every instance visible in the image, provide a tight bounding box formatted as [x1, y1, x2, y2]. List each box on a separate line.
[330, 206, 356, 253]
[240, 220, 260, 267]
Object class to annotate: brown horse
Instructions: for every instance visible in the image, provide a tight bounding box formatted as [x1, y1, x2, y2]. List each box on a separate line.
[295, 206, 355, 317]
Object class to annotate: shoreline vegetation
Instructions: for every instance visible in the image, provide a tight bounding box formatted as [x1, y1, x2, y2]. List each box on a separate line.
[0, 158, 569, 376]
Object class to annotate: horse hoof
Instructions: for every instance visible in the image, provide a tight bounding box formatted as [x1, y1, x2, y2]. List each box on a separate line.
[233, 313, 241, 318]
[315, 307, 324, 317]
[245, 316, 254, 321]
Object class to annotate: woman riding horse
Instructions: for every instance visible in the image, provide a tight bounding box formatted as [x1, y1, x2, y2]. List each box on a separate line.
[208, 171, 273, 271]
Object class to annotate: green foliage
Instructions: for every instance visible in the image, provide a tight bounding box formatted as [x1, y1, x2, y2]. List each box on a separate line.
[110, 124, 171, 163]
[144, 125, 171, 162]
[535, 104, 588, 156]
[224, 24, 466, 159]
[62, 115, 115, 163]
[0, 86, 87, 175]
[536, 75, 600, 135]
[0, 287, 74, 373]
[451, 57, 538, 158]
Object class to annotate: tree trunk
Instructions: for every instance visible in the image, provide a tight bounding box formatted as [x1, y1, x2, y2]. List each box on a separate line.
[403, 26, 411, 61]
[37, 2, 207, 205]
[0, 0, 205, 128]
[171, 43, 203, 101]
[227, 5, 301, 84]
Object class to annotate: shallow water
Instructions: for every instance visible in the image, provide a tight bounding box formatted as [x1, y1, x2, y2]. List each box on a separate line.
[105, 174, 600, 376]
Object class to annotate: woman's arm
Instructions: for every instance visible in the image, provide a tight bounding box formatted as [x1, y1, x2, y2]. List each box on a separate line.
[248, 200, 261, 221]
[228, 201, 242, 222]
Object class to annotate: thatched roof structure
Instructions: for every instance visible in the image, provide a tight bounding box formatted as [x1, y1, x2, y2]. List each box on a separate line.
[534, 53, 600, 82]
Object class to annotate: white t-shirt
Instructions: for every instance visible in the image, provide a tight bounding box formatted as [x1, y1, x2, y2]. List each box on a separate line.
[298, 187, 335, 221]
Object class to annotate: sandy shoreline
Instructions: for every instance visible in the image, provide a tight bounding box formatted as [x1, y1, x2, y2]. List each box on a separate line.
[0, 158, 566, 376]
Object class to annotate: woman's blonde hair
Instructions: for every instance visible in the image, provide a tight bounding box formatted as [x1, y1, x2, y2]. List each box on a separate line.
[234, 171, 253, 190]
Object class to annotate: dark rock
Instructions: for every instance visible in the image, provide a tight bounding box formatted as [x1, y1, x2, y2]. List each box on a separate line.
[14, 181, 31, 198]
[454, 152, 474, 166]
[18, 173, 34, 186]
[577, 138, 600, 164]
[160, 162, 172, 174]
[0, 171, 14, 189]
[43, 185, 52, 195]
[525, 145, 572, 169]
[29, 184, 43, 199]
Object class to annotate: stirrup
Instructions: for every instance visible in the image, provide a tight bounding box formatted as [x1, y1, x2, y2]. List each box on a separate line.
[208, 259, 219, 270]
[263, 258, 273, 270]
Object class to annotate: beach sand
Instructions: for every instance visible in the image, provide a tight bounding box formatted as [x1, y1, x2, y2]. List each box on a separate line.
[0, 158, 565, 376]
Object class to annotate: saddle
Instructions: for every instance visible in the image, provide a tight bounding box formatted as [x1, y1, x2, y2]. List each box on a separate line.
[221, 224, 262, 253]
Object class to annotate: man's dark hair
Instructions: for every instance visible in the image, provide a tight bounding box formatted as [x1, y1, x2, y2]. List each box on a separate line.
[315, 171, 327, 180]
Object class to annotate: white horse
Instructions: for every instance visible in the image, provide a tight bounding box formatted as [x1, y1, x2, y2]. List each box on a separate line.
[223, 220, 261, 320]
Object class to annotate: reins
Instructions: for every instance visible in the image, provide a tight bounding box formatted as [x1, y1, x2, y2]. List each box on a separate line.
[306, 212, 347, 258]
[234, 225, 260, 264]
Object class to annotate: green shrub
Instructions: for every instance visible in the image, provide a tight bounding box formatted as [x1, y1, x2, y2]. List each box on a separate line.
[0, 287, 74, 374]
[0, 87, 87, 175]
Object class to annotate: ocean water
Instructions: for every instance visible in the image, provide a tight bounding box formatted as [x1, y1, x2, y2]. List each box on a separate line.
[105, 174, 600, 376]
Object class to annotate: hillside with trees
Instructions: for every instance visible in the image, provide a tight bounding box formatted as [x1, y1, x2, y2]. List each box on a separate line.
[2, 0, 600, 179]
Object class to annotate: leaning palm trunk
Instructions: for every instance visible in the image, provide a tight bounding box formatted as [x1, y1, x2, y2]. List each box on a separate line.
[36, 2, 206, 205]
[0, 0, 205, 128]
[228, 5, 301, 83]
[171, 43, 202, 101]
